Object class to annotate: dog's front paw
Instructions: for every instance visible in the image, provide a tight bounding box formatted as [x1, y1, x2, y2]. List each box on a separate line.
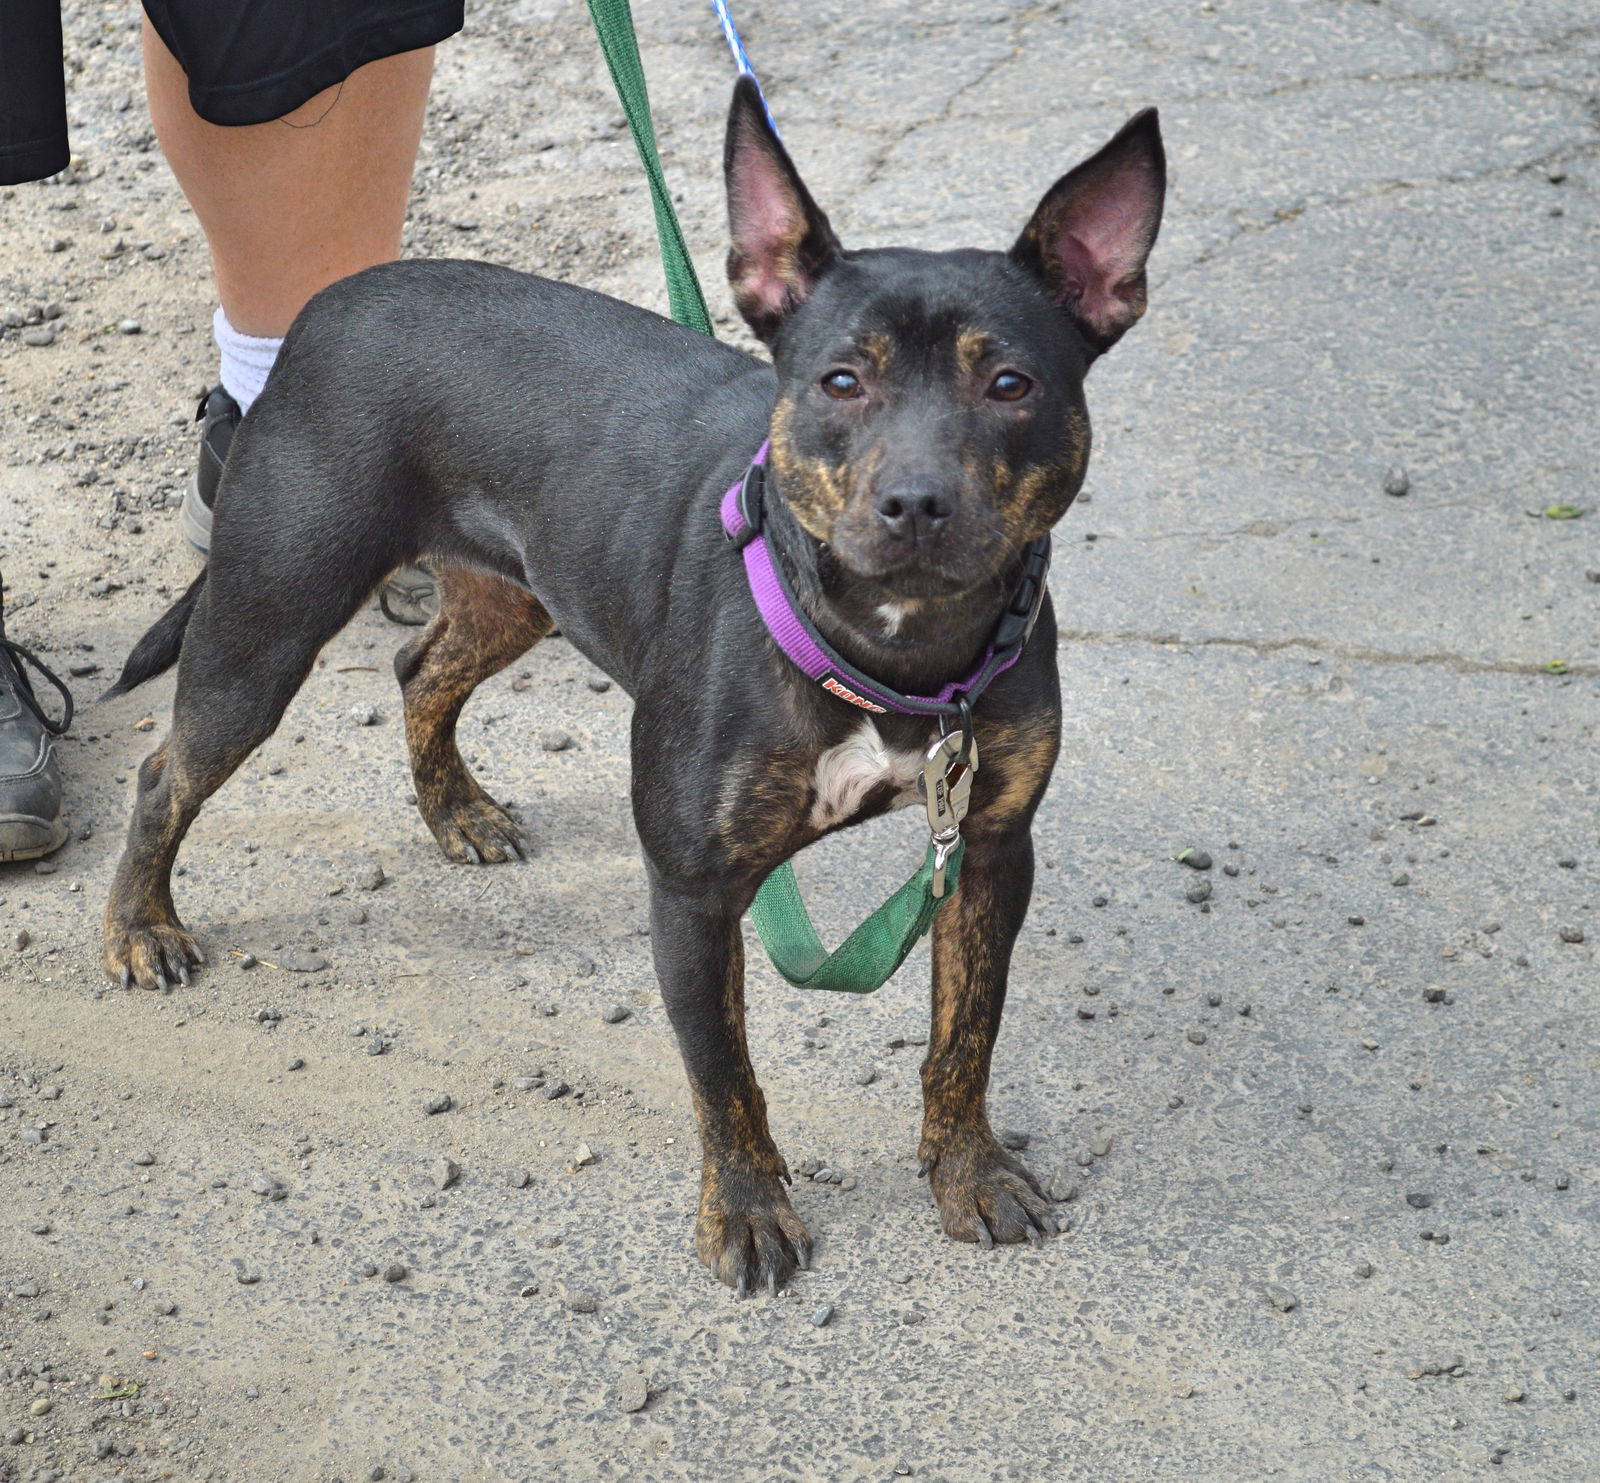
[696, 1161, 813, 1297]
[103, 912, 203, 991]
[920, 1129, 1054, 1248]
[424, 794, 527, 865]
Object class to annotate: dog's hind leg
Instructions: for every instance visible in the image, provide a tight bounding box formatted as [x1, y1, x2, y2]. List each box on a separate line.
[394, 563, 554, 864]
[104, 547, 390, 989]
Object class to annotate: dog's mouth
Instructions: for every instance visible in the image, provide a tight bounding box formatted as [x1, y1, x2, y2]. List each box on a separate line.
[828, 525, 1013, 602]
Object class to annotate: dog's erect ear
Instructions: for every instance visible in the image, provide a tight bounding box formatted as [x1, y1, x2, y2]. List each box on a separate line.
[724, 76, 843, 342]
[1010, 108, 1166, 355]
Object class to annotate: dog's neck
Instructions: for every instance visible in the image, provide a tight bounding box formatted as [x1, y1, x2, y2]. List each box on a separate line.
[760, 488, 1022, 704]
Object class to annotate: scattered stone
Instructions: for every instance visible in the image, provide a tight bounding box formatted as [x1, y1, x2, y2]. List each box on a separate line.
[280, 949, 327, 973]
[358, 862, 386, 891]
[287, 1057, 305, 1071]
[22, 325, 57, 347]
[1000, 1129, 1031, 1151]
[1383, 467, 1410, 496]
[810, 1303, 834, 1327]
[545, 1079, 570, 1100]
[617, 1368, 649, 1412]
[566, 1290, 598, 1313]
[512, 1075, 543, 1092]
[347, 907, 368, 925]
[1355, 1262, 1374, 1279]
[573, 1142, 596, 1168]
[382, 1262, 408, 1284]
[28, 1398, 52, 1417]
[1554, 1172, 1571, 1191]
[1186, 1029, 1207, 1045]
[601, 1004, 631, 1024]
[117, 318, 141, 335]
[131, 1151, 156, 1166]
[1185, 880, 1212, 903]
[427, 1158, 460, 1191]
[540, 730, 573, 752]
[249, 1172, 287, 1200]
[1504, 1384, 1525, 1403]
[1047, 1172, 1077, 1202]
[14, 929, 31, 950]
[231, 1261, 261, 1285]
[237, 952, 258, 970]
[1088, 1134, 1112, 1158]
[587, 676, 612, 693]
[422, 1093, 452, 1116]
[349, 704, 379, 726]
[1558, 926, 1584, 944]
[1391, 871, 1410, 886]
[508, 1171, 531, 1189]
[854, 1065, 876, 1086]
[1264, 1284, 1298, 1313]
[1405, 1192, 1434, 1209]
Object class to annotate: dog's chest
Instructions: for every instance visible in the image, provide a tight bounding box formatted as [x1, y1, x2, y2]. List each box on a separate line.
[808, 718, 927, 830]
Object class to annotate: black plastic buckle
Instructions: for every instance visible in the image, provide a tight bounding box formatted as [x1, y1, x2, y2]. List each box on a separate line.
[726, 459, 766, 550]
[991, 536, 1051, 654]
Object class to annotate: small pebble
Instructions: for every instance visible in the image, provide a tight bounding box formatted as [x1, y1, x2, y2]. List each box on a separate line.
[1382, 466, 1410, 496]
[422, 1093, 452, 1116]
[573, 1142, 596, 1168]
[566, 1290, 598, 1313]
[287, 1057, 305, 1071]
[1186, 1029, 1207, 1045]
[1558, 926, 1584, 944]
[540, 731, 573, 752]
[810, 1303, 834, 1327]
[382, 1262, 408, 1283]
[237, 952, 258, 970]
[508, 1171, 531, 1189]
[1355, 1262, 1374, 1279]
[431, 1157, 460, 1190]
[854, 1065, 876, 1086]
[1179, 849, 1212, 870]
[545, 1079, 571, 1100]
[1504, 1384, 1525, 1403]
[1406, 1192, 1434, 1209]
[617, 1369, 649, 1412]
[587, 676, 612, 693]
[601, 1004, 631, 1024]
[1000, 1129, 1031, 1151]
[132, 1151, 156, 1166]
[1264, 1284, 1298, 1312]
[28, 1398, 52, 1417]
[350, 704, 379, 726]
[1186, 881, 1212, 903]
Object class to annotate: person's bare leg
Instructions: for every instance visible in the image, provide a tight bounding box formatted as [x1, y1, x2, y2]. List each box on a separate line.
[143, 20, 433, 337]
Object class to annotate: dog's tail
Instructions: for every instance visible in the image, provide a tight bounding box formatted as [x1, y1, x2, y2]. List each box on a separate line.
[102, 569, 207, 700]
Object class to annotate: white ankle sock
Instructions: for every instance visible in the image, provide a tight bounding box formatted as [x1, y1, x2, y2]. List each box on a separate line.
[212, 308, 282, 415]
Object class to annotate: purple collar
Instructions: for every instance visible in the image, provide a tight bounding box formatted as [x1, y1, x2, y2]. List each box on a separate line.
[720, 442, 1051, 717]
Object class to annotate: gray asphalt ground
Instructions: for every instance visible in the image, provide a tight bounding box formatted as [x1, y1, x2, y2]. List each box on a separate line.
[2, 1, 1598, 1480]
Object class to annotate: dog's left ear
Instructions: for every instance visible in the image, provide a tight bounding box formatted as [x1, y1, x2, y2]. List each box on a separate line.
[724, 76, 843, 342]
[1011, 108, 1166, 355]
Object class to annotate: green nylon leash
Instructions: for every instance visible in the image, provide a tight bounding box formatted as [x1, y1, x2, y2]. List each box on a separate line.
[585, 0, 714, 336]
[585, 2, 968, 992]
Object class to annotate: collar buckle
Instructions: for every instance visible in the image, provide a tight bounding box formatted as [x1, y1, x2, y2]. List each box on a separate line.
[991, 536, 1052, 655]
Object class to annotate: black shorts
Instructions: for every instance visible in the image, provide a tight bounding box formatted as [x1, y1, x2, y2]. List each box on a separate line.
[0, 0, 464, 187]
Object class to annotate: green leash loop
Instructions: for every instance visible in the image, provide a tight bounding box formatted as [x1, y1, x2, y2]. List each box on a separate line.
[586, 3, 966, 992]
[749, 838, 964, 993]
[585, 0, 714, 336]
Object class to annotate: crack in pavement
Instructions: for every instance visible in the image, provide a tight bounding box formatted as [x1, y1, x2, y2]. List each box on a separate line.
[1057, 627, 1598, 678]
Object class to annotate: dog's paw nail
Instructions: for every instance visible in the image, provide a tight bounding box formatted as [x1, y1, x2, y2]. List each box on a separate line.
[119, 966, 131, 990]
[462, 845, 481, 866]
[916, 1156, 935, 1178]
[974, 1215, 995, 1250]
[735, 1273, 749, 1301]
[177, 963, 191, 988]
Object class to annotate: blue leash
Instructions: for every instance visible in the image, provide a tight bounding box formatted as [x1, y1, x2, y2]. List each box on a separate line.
[707, 0, 781, 136]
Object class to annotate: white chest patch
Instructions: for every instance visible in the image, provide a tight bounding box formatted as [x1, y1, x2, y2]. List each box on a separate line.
[809, 718, 927, 830]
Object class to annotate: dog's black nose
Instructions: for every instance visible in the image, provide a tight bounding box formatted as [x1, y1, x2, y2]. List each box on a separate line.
[874, 486, 955, 541]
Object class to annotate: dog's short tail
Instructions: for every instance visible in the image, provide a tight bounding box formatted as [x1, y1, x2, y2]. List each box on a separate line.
[102, 569, 207, 700]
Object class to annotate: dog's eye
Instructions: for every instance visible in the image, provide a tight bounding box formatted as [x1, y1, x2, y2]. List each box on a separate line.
[988, 371, 1032, 402]
[821, 370, 863, 400]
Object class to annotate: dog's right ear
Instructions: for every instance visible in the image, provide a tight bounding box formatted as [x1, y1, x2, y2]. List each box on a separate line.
[724, 76, 842, 342]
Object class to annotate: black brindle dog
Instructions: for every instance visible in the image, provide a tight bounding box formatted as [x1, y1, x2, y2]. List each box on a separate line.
[104, 80, 1165, 1294]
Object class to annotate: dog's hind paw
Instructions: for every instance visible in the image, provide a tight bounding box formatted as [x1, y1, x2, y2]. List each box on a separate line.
[920, 1130, 1054, 1249]
[696, 1168, 813, 1297]
[103, 917, 203, 992]
[425, 795, 528, 866]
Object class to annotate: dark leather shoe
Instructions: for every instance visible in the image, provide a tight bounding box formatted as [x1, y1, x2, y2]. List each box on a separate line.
[0, 574, 73, 862]
[178, 384, 242, 555]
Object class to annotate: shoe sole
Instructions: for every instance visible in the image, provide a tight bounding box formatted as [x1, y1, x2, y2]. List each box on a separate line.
[179, 473, 212, 556]
[0, 813, 69, 863]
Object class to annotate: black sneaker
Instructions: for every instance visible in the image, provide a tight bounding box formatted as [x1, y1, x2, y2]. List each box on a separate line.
[179, 384, 241, 555]
[0, 572, 74, 862]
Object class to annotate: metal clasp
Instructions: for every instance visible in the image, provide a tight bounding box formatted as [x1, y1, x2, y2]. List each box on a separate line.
[921, 702, 978, 898]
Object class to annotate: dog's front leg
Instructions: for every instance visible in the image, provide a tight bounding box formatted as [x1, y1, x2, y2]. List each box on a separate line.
[647, 868, 812, 1295]
[919, 814, 1056, 1247]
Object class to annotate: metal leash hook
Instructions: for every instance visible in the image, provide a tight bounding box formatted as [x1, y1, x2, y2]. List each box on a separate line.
[922, 699, 977, 898]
